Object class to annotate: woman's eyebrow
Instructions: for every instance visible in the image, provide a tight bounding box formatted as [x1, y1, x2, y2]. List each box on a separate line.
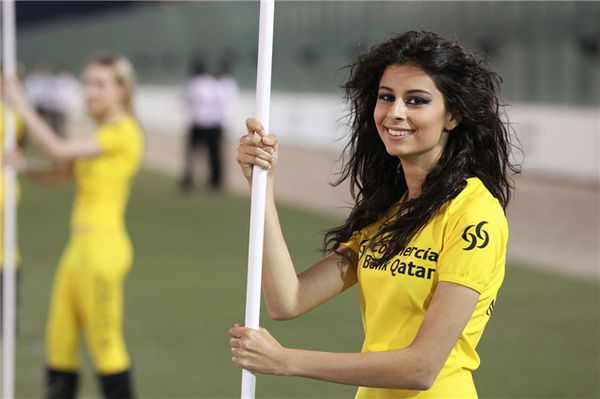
[378, 86, 432, 96]
[405, 89, 432, 95]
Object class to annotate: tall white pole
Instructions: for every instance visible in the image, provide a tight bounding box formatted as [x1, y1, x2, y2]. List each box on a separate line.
[241, 0, 274, 398]
[1, 0, 18, 398]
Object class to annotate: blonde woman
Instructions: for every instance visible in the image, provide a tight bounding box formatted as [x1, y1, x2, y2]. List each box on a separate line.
[5, 55, 143, 399]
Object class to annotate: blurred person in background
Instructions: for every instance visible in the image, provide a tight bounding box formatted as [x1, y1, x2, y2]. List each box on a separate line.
[180, 56, 235, 194]
[215, 57, 239, 130]
[4, 54, 143, 399]
[231, 31, 519, 398]
[46, 67, 81, 137]
[23, 65, 55, 130]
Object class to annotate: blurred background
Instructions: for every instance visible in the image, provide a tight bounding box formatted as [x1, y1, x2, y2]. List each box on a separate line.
[4, 1, 599, 398]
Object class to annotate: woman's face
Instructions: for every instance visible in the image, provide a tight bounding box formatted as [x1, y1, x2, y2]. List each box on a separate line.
[82, 63, 124, 119]
[373, 64, 460, 168]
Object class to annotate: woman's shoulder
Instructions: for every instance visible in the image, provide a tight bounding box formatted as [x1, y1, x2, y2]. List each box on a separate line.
[447, 177, 506, 224]
[117, 115, 143, 135]
[95, 115, 144, 153]
[101, 115, 143, 142]
[97, 115, 139, 132]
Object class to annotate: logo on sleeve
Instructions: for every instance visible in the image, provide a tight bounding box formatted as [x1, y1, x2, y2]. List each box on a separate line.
[486, 299, 496, 316]
[461, 221, 489, 250]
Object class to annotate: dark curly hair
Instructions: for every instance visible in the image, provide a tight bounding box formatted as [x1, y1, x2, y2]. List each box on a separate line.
[324, 31, 521, 266]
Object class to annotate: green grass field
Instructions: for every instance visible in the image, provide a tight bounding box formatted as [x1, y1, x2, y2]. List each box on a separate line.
[13, 169, 600, 398]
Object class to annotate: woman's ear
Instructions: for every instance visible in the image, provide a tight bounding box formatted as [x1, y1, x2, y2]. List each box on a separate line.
[445, 110, 462, 132]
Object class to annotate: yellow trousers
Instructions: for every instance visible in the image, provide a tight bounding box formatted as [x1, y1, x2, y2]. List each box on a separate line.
[46, 228, 132, 374]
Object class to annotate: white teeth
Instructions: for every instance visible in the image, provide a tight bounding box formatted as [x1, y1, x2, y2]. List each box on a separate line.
[387, 129, 413, 136]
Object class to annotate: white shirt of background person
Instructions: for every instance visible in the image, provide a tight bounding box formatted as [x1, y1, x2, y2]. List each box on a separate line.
[49, 71, 81, 116]
[24, 68, 54, 111]
[184, 74, 225, 128]
[216, 74, 239, 130]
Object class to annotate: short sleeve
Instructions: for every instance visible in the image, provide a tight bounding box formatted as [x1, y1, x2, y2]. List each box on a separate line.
[96, 126, 123, 154]
[339, 230, 363, 254]
[437, 210, 508, 294]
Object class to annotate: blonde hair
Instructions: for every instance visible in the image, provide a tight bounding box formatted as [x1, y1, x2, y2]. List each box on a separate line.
[87, 54, 136, 113]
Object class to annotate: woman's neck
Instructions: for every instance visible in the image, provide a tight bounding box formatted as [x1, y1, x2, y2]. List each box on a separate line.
[96, 106, 127, 125]
[399, 145, 445, 200]
[399, 154, 440, 200]
[401, 164, 428, 200]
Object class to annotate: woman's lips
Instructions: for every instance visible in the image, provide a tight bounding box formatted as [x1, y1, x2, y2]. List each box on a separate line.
[385, 127, 415, 140]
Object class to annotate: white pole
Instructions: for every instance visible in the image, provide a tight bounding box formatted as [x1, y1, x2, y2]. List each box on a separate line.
[241, 0, 274, 398]
[1, 0, 18, 398]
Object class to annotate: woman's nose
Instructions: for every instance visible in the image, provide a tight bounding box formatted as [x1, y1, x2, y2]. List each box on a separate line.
[388, 100, 407, 121]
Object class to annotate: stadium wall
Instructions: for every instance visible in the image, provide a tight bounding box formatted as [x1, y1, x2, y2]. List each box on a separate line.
[121, 86, 599, 183]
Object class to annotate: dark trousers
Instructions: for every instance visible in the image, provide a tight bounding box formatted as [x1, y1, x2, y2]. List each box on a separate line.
[181, 124, 223, 191]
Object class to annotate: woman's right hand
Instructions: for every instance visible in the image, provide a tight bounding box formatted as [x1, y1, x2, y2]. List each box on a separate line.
[0, 75, 27, 111]
[237, 118, 278, 184]
[4, 149, 27, 174]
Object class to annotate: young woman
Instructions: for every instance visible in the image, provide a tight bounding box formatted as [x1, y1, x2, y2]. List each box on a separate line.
[4, 55, 143, 399]
[230, 31, 519, 398]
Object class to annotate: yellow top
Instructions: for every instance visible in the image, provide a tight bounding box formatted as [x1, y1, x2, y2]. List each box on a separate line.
[71, 115, 143, 229]
[343, 177, 508, 398]
[0, 105, 25, 267]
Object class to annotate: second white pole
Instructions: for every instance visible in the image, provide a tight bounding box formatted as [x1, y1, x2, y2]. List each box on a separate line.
[2, 0, 19, 398]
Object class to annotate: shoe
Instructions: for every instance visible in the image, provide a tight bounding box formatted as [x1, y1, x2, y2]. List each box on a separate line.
[46, 367, 78, 399]
[98, 369, 134, 399]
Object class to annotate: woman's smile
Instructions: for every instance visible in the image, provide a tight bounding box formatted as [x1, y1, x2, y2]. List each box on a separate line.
[384, 127, 416, 140]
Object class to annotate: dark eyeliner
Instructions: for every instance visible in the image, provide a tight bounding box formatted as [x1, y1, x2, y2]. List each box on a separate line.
[378, 93, 395, 102]
[406, 96, 431, 105]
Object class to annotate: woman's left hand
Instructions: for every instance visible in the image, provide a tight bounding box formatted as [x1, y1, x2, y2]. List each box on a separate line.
[229, 324, 291, 376]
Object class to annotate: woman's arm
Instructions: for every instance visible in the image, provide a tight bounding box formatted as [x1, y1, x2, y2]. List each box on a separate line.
[237, 118, 358, 320]
[263, 182, 358, 320]
[4, 77, 101, 163]
[21, 160, 73, 184]
[6, 149, 72, 184]
[230, 281, 479, 390]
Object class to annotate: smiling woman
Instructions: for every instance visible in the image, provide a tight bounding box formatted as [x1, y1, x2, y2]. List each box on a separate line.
[231, 31, 520, 398]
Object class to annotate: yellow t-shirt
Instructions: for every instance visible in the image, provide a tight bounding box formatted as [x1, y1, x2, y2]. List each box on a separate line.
[71, 115, 143, 229]
[0, 105, 25, 267]
[342, 177, 508, 398]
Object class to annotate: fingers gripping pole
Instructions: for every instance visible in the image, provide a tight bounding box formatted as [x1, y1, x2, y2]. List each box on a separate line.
[241, 1, 274, 398]
[2, 0, 18, 398]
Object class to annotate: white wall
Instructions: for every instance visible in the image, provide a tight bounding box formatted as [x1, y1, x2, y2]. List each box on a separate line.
[506, 104, 599, 182]
[132, 86, 599, 183]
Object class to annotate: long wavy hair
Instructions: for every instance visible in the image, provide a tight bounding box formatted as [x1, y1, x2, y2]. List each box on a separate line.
[324, 31, 520, 265]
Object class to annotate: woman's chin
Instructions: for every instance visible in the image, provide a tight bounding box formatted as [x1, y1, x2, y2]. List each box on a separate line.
[383, 145, 408, 158]
[86, 108, 106, 120]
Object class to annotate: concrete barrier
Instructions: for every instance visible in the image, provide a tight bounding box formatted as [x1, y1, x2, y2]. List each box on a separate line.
[126, 86, 599, 183]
